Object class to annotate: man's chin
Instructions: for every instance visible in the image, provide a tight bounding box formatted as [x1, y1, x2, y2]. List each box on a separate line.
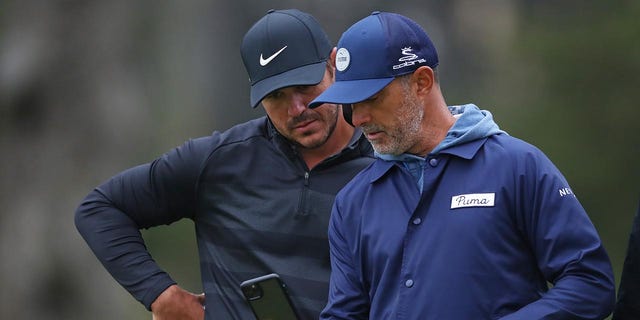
[294, 134, 329, 150]
[371, 144, 397, 155]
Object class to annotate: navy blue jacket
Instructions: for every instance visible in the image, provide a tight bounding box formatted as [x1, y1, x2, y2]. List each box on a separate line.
[322, 107, 615, 319]
[75, 117, 374, 319]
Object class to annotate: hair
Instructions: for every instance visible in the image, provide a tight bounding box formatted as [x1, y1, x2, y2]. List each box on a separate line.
[397, 66, 439, 88]
[326, 59, 334, 78]
[397, 73, 412, 91]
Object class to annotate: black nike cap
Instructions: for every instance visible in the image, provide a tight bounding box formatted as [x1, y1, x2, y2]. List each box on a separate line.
[240, 9, 332, 108]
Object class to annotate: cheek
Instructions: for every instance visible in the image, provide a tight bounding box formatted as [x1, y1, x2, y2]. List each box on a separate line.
[302, 88, 324, 106]
[317, 105, 338, 120]
[372, 108, 395, 126]
[263, 108, 289, 127]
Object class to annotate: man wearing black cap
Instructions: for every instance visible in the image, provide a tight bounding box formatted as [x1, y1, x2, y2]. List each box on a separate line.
[75, 9, 373, 319]
[311, 12, 615, 319]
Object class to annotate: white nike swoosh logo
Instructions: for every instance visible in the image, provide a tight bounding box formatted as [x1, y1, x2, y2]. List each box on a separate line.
[259, 46, 288, 66]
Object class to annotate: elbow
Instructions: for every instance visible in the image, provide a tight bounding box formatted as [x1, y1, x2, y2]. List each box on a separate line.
[591, 274, 617, 319]
[74, 196, 92, 237]
[74, 188, 105, 236]
[602, 287, 617, 319]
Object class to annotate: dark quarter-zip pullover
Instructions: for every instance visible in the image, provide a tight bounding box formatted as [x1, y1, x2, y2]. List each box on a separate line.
[75, 116, 374, 319]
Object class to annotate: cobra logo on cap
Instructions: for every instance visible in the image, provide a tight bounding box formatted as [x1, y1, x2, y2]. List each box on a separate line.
[335, 48, 350, 72]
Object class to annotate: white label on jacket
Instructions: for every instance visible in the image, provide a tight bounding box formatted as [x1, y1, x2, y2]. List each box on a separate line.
[450, 193, 495, 209]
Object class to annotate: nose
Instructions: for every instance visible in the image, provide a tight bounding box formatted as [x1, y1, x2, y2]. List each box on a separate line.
[350, 102, 370, 127]
[288, 92, 308, 117]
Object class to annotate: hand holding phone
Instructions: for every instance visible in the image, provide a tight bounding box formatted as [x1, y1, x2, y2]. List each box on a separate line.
[240, 273, 300, 320]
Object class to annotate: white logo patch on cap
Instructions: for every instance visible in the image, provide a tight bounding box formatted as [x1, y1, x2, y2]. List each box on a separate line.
[336, 48, 350, 72]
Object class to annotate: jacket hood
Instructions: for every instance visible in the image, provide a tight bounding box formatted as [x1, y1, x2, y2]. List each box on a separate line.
[431, 104, 505, 155]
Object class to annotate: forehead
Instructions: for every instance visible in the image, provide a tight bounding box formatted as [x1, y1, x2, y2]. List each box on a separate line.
[373, 77, 405, 99]
[263, 85, 313, 103]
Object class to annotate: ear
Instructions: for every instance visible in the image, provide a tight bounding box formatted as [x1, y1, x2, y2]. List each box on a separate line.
[412, 66, 435, 96]
[329, 47, 337, 68]
[327, 47, 337, 78]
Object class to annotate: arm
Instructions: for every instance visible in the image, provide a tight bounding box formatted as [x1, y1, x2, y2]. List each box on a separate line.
[612, 201, 640, 319]
[321, 199, 370, 320]
[74, 137, 211, 310]
[501, 151, 615, 319]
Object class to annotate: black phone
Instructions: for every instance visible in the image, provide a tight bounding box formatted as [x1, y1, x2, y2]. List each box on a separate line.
[240, 273, 300, 320]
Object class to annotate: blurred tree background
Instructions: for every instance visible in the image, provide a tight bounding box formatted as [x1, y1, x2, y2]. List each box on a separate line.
[0, 0, 638, 319]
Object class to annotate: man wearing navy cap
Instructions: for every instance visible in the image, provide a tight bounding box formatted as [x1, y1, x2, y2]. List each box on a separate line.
[312, 12, 615, 319]
[75, 9, 373, 319]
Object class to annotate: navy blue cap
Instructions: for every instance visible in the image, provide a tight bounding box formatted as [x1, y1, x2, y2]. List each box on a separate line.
[309, 12, 438, 108]
[241, 9, 332, 108]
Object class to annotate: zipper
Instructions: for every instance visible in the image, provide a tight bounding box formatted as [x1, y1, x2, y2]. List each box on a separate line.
[296, 171, 310, 217]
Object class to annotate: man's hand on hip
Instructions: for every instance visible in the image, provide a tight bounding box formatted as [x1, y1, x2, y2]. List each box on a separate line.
[151, 284, 205, 320]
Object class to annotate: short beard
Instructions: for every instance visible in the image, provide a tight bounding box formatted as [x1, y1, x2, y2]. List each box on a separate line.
[291, 105, 339, 150]
[371, 82, 424, 155]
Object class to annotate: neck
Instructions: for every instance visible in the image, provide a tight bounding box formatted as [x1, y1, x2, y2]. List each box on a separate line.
[414, 98, 456, 158]
[300, 117, 354, 169]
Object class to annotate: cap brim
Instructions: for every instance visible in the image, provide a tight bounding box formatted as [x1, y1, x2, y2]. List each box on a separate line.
[308, 77, 394, 109]
[250, 61, 326, 108]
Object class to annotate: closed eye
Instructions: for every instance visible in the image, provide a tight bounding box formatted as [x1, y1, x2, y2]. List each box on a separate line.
[364, 93, 380, 103]
[264, 90, 284, 101]
[294, 85, 313, 94]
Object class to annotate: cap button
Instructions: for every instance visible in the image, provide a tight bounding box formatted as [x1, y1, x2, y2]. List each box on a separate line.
[371, 11, 381, 15]
[267, 9, 275, 14]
